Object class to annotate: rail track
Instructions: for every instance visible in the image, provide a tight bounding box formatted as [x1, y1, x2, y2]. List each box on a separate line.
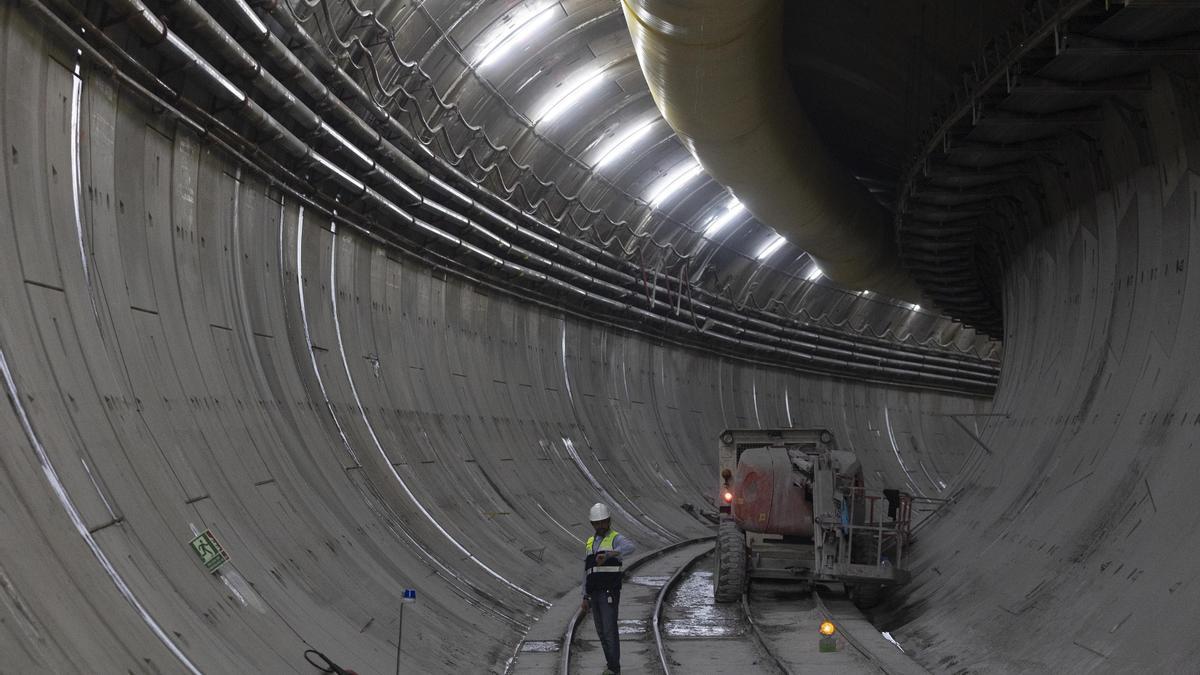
[558, 539, 927, 674]
[808, 588, 931, 675]
[650, 546, 790, 674]
[560, 538, 788, 674]
[558, 537, 712, 675]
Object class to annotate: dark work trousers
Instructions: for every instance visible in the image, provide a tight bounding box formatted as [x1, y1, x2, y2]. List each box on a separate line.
[588, 588, 621, 673]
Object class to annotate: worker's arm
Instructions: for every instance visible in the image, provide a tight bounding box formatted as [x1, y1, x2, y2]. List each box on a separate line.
[613, 533, 636, 558]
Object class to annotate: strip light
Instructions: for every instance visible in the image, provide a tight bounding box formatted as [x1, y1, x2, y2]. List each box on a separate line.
[702, 197, 745, 237]
[805, 263, 823, 280]
[475, 3, 558, 69]
[594, 118, 658, 168]
[647, 161, 703, 208]
[755, 233, 788, 260]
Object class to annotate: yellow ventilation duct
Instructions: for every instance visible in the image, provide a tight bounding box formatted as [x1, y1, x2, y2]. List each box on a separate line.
[621, 0, 921, 302]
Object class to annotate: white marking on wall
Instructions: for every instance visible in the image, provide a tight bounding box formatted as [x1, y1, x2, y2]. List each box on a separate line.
[883, 406, 924, 497]
[79, 457, 116, 520]
[295, 212, 534, 621]
[562, 437, 674, 541]
[294, 209, 360, 465]
[69, 62, 99, 321]
[752, 378, 761, 427]
[560, 321, 574, 405]
[536, 502, 581, 543]
[326, 225, 548, 607]
[0, 349, 202, 674]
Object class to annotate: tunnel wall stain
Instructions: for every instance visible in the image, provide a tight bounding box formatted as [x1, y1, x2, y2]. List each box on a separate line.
[0, 9, 986, 673]
[898, 67, 1200, 673]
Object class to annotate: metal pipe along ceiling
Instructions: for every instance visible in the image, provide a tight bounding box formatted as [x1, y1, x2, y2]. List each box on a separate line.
[51, 0, 995, 393]
[621, 0, 922, 303]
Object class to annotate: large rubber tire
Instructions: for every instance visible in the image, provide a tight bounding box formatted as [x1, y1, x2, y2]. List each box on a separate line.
[850, 583, 883, 610]
[714, 516, 747, 603]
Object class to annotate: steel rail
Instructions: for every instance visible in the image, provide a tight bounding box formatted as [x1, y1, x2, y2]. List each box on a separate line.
[648, 546, 791, 675]
[651, 545, 713, 674]
[811, 589, 893, 675]
[740, 592, 792, 675]
[559, 536, 714, 675]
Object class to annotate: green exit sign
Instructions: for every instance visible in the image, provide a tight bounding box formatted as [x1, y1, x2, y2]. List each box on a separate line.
[189, 529, 230, 573]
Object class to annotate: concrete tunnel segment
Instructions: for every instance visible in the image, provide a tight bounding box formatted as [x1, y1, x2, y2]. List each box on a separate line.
[0, 6, 985, 671]
[4, 0, 1200, 673]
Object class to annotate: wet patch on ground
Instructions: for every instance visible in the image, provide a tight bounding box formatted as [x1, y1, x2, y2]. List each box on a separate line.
[662, 556, 745, 638]
[618, 617, 648, 636]
[628, 574, 671, 588]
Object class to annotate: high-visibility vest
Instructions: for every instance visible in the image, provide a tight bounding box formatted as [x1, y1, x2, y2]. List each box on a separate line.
[584, 530, 623, 593]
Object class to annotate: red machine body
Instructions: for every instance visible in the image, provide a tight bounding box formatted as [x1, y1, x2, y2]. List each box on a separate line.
[731, 447, 814, 537]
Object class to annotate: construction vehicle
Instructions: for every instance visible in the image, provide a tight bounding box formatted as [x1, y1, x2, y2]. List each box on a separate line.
[713, 428, 912, 608]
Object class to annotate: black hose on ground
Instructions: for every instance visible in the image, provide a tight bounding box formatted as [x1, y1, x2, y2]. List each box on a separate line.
[304, 649, 359, 675]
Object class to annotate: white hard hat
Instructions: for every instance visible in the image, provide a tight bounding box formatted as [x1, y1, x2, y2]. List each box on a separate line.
[589, 502, 610, 522]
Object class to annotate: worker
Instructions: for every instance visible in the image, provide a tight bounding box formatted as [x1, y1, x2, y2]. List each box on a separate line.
[581, 502, 635, 675]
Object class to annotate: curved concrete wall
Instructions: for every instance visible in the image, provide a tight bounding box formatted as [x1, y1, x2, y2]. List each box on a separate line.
[896, 70, 1200, 672]
[0, 9, 984, 673]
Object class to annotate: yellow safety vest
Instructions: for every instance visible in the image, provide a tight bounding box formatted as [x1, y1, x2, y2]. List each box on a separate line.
[584, 530, 623, 592]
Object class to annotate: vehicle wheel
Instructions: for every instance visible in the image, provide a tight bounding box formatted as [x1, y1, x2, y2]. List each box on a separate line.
[851, 583, 883, 610]
[714, 516, 747, 603]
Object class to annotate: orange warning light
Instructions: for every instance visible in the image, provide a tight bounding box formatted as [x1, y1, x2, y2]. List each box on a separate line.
[819, 620, 837, 636]
[723, 490, 733, 503]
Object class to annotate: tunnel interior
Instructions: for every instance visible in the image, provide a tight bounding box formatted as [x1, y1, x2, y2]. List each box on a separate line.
[1, 0, 1198, 673]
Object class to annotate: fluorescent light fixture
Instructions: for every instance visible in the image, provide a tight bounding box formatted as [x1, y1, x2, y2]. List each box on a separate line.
[475, 3, 558, 68]
[805, 263, 823, 280]
[535, 68, 608, 124]
[647, 161, 703, 208]
[702, 198, 745, 237]
[594, 118, 658, 168]
[756, 233, 788, 260]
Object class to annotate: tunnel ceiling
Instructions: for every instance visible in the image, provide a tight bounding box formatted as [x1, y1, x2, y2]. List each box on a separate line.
[31, 0, 1197, 392]
[895, 1, 1200, 336]
[392, 0, 1200, 342]
[782, 1, 1033, 201]
[332, 0, 1029, 344]
[52, 0, 1192, 387]
[397, 1, 1036, 321]
[37, 0, 1006, 395]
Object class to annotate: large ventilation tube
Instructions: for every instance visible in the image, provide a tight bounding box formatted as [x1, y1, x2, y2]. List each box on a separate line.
[621, 0, 922, 303]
